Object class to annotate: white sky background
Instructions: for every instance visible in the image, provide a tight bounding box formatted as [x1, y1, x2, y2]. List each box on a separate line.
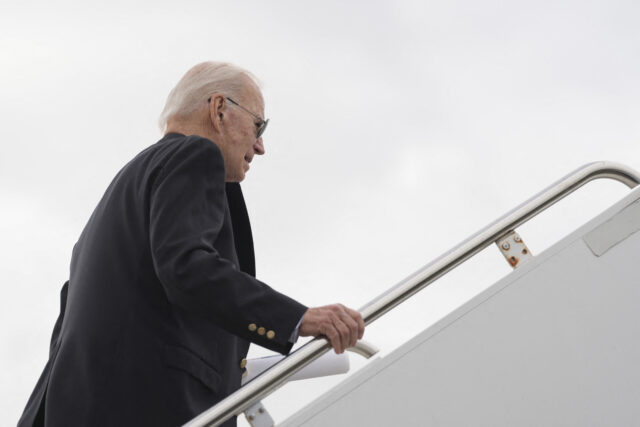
[2, 0, 640, 424]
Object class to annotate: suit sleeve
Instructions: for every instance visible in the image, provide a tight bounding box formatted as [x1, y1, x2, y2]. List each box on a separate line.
[149, 137, 308, 354]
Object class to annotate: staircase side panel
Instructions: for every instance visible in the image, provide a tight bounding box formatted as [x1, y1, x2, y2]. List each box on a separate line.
[281, 189, 640, 427]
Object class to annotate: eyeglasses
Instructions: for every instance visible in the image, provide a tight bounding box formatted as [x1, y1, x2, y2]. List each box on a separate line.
[208, 96, 269, 138]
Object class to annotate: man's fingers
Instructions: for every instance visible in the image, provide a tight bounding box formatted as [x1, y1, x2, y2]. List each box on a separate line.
[331, 323, 345, 354]
[299, 304, 366, 353]
[321, 321, 342, 354]
[333, 317, 351, 354]
[345, 307, 365, 339]
[335, 304, 363, 350]
[337, 310, 359, 348]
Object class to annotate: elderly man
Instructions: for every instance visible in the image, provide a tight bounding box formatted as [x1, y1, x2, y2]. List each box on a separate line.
[18, 62, 364, 427]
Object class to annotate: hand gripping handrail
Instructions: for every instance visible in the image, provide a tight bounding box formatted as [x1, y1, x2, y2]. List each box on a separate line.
[184, 161, 640, 427]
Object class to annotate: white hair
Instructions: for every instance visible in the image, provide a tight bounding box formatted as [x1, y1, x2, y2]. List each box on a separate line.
[158, 61, 261, 133]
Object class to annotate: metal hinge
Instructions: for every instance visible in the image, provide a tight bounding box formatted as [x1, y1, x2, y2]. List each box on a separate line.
[244, 400, 274, 427]
[496, 231, 533, 269]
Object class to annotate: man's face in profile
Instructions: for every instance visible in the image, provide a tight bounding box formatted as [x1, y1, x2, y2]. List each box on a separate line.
[218, 83, 266, 182]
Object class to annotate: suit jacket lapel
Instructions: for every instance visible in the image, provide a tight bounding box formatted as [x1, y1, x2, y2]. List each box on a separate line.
[225, 182, 256, 277]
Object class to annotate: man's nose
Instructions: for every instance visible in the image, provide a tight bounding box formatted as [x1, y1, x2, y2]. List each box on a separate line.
[254, 137, 265, 155]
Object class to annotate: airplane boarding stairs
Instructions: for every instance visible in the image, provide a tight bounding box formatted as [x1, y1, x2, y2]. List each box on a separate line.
[185, 162, 640, 427]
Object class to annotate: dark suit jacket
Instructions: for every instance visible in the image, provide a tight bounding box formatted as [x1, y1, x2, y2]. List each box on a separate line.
[18, 133, 307, 427]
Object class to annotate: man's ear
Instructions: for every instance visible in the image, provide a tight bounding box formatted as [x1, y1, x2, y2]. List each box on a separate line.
[209, 94, 226, 132]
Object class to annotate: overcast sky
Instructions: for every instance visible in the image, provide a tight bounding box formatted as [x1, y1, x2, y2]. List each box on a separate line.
[2, 0, 640, 424]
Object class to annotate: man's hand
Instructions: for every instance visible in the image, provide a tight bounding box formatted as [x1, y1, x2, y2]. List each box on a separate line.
[299, 304, 365, 354]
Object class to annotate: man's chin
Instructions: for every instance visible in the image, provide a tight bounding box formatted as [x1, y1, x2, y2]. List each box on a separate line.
[225, 172, 246, 183]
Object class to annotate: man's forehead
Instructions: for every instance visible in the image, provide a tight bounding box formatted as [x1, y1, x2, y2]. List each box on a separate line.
[239, 78, 265, 111]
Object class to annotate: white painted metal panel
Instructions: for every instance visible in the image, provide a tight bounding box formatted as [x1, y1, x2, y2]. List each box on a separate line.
[281, 188, 640, 427]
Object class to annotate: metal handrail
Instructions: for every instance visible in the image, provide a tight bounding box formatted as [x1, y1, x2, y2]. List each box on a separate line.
[184, 161, 640, 427]
[346, 340, 379, 359]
